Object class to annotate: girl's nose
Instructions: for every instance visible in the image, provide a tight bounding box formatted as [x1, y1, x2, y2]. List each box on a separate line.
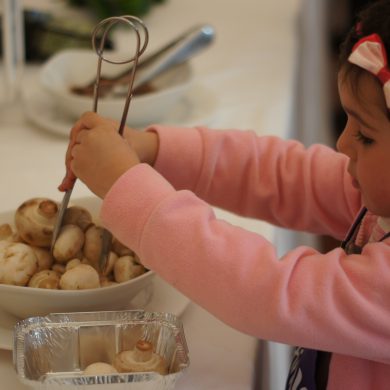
[336, 130, 347, 153]
[336, 123, 356, 160]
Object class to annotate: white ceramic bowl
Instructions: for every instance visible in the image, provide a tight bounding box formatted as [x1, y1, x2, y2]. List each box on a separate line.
[0, 196, 155, 319]
[39, 49, 193, 126]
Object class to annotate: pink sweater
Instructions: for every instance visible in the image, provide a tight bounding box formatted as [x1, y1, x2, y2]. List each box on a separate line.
[101, 125, 390, 389]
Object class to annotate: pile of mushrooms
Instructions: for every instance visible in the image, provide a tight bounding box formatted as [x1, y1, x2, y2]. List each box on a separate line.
[83, 339, 168, 376]
[0, 197, 147, 289]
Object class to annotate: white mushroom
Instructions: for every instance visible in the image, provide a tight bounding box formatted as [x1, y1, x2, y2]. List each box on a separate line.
[53, 224, 84, 263]
[0, 240, 9, 252]
[113, 340, 168, 375]
[133, 253, 142, 265]
[101, 280, 118, 287]
[0, 224, 23, 244]
[83, 225, 105, 266]
[14, 198, 58, 247]
[52, 263, 66, 275]
[31, 246, 54, 271]
[83, 362, 118, 375]
[65, 258, 82, 271]
[28, 270, 60, 289]
[0, 223, 13, 241]
[100, 276, 118, 287]
[114, 255, 145, 283]
[63, 206, 93, 231]
[0, 224, 13, 251]
[111, 237, 134, 257]
[0, 242, 38, 286]
[82, 250, 117, 276]
[101, 251, 118, 276]
[59, 264, 100, 290]
[81, 257, 92, 265]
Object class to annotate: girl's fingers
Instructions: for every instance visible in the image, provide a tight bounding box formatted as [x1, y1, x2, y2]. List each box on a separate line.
[58, 176, 76, 192]
[74, 128, 89, 144]
[58, 112, 119, 192]
[58, 115, 93, 192]
[58, 170, 76, 191]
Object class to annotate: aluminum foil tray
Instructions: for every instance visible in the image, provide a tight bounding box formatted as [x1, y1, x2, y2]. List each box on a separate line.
[13, 310, 189, 389]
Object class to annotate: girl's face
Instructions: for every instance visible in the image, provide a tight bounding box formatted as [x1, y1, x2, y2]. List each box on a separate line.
[336, 70, 390, 217]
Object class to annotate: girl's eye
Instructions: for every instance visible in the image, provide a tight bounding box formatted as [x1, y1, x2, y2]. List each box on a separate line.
[354, 131, 374, 145]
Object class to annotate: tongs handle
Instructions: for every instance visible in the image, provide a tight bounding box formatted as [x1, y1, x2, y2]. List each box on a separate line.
[94, 16, 148, 271]
[52, 16, 149, 273]
[92, 16, 148, 136]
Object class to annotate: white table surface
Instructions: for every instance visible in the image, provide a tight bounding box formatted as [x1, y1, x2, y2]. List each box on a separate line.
[0, 0, 301, 388]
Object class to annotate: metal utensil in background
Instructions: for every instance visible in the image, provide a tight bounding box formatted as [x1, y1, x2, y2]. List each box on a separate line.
[1, 0, 24, 103]
[51, 15, 148, 273]
[71, 23, 215, 98]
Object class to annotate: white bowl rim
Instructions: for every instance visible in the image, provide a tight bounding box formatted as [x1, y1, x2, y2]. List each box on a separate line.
[0, 269, 154, 296]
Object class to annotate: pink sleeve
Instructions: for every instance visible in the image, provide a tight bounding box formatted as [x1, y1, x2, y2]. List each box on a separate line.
[149, 125, 362, 239]
[101, 164, 390, 364]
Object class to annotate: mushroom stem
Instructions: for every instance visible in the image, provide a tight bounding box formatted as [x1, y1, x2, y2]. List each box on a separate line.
[134, 340, 153, 362]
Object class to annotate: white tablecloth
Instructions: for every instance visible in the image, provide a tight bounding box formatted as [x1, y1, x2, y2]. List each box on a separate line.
[0, 0, 301, 388]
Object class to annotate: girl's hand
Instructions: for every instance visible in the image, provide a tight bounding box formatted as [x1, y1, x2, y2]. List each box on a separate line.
[59, 112, 159, 194]
[58, 112, 140, 198]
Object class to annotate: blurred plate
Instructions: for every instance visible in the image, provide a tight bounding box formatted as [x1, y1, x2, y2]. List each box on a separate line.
[22, 80, 218, 137]
[40, 49, 195, 125]
[0, 275, 190, 350]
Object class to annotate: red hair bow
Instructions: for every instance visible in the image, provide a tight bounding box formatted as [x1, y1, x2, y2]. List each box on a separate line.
[348, 33, 390, 109]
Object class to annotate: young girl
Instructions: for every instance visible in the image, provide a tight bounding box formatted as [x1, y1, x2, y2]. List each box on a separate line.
[60, 1, 390, 388]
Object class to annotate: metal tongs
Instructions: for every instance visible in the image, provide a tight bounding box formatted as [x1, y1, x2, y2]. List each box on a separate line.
[51, 15, 149, 272]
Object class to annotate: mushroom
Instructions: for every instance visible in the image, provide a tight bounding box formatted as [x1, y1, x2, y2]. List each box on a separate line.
[81, 257, 92, 265]
[0, 223, 13, 253]
[101, 251, 118, 276]
[52, 263, 66, 275]
[114, 255, 145, 283]
[113, 340, 168, 375]
[0, 223, 22, 243]
[63, 206, 93, 231]
[28, 270, 60, 289]
[0, 242, 38, 286]
[53, 224, 84, 263]
[14, 198, 58, 247]
[31, 246, 54, 271]
[133, 253, 142, 265]
[83, 362, 118, 375]
[83, 224, 105, 266]
[65, 258, 82, 271]
[0, 240, 9, 252]
[0, 223, 13, 241]
[100, 276, 118, 287]
[111, 237, 134, 257]
[59, 264, 100, 290]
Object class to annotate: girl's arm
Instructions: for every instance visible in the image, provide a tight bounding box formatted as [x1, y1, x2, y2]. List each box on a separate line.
[101, 164, 390, 365]
[147, 125, 362, 239]
[61, 113, 360, 239]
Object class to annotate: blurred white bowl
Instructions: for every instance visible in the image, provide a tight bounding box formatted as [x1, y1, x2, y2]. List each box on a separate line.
[0, 196, 155, 319]
[39, 49, 193, 126]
